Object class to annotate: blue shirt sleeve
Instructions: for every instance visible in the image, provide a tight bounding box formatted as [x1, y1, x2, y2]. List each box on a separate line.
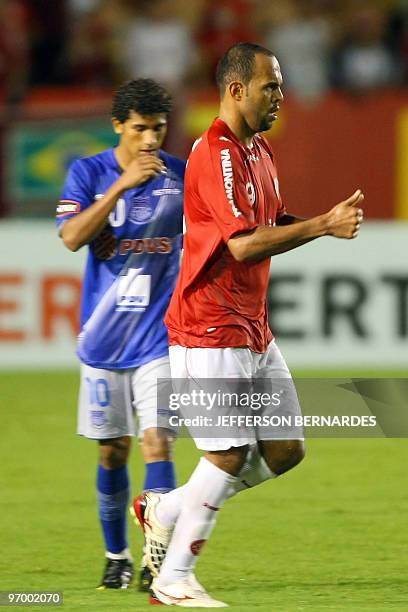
[56, 159, 95, 229]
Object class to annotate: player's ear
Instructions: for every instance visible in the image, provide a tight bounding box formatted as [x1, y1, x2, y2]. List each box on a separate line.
[112, 118, 124, 135]
[229, 81, 244, 101]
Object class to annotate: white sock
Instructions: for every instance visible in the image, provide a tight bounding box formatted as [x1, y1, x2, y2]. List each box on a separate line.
[155, 445, 276, 528]
[106, 547, 133, 561]
[228, 444, 276, 496]
[155, 485, 187, 527]
[157, 457, 237, 586]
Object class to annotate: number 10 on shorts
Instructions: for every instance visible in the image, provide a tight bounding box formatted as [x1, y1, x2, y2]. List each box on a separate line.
[85, 378, 111, 408]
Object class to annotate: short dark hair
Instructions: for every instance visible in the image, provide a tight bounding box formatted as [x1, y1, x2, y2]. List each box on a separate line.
[215, 42, 275, 94]
[112, 78, 172, 122]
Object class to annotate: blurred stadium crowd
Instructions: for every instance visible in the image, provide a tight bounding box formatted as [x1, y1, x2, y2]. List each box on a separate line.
[0, 0, 407, 220]
[1, 0, 408, 106]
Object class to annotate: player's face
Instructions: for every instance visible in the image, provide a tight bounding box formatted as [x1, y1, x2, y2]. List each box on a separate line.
[241, 55, 283, 133]
[112, 111, 168, 158]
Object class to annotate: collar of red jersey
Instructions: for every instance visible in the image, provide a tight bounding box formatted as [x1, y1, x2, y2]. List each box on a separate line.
[214, 117, 261, 153]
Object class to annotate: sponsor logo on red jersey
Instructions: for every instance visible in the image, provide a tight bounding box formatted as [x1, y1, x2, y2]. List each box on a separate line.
[220, 148, 242, 218]
[246, 182, 256, 205]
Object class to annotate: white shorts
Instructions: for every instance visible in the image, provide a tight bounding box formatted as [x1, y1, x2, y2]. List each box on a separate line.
[77, 355, 171, 440]
[169, 341, 302, 451]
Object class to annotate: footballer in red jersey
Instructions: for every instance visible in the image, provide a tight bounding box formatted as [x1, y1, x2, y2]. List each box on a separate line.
[135, 43, 364, 607]
[165, 116, 282, 353]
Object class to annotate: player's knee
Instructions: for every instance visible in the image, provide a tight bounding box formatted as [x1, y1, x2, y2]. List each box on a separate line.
[264, 440, 305, 476]
[99, 437, 131, 469]
[142, 428, 173, 462]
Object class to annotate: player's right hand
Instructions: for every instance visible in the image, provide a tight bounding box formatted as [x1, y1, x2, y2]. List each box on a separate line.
[325, 189, 364, 239]
[117, 155, 165, 190]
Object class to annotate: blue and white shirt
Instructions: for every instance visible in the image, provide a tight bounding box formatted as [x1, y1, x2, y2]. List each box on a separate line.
[56, 148, 185, 369]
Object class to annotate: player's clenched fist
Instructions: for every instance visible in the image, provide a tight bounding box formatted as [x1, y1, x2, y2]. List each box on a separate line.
[325, 189, 364, 239]
[117, 155, 165, 190]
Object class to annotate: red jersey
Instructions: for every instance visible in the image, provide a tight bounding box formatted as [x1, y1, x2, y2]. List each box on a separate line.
[165, 118, 285, 353]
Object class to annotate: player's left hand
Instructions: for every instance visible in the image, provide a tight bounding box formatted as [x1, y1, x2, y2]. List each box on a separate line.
[325, 189, 364, 239]
[117, 155, 166, 191]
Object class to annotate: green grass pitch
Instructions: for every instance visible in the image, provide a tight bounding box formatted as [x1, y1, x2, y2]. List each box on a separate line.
[1, 371, 407, 611]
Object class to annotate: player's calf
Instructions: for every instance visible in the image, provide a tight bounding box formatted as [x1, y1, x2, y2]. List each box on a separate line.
[99, 436, 132, 469]
[260, 439, 305, 476]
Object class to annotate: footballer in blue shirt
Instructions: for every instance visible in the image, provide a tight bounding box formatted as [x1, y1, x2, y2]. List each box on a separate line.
[56, 79, 185, 591]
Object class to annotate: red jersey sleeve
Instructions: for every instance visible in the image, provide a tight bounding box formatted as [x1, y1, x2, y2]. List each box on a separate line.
[197, 134, 258, 243]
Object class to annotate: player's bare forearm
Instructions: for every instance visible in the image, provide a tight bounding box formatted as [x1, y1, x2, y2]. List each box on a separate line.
[228, 215, 328, 262]
[274, 214, 311, 249]
[276, 213, 306, 225]
[228, 189, 364, 263]
[60, 182, 126, 251]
